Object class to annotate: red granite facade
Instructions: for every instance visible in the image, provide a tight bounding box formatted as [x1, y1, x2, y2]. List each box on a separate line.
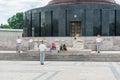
[48, 0, 115, 5]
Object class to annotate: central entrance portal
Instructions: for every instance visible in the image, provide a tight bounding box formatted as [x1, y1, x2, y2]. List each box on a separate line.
[70, 21, 82, 37]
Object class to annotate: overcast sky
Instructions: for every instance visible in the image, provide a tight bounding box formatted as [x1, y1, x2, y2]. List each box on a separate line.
[0, 0, 120, 24]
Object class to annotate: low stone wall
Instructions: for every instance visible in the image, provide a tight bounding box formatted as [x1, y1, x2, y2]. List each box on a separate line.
[84, 37, 120, 51]
[0, 29, 23, 39]
[0, 36, 120, 51]
[0, 29, 23, 50]
[22, 37, 120, 51]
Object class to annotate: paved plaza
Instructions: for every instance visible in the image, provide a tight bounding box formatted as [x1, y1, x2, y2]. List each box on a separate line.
[0, 61, 120, 80]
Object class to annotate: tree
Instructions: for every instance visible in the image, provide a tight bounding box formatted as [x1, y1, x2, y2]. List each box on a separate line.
[3, 24, 11, 28]
[8, 12, 23, 29]
[0, 24, 11, 28]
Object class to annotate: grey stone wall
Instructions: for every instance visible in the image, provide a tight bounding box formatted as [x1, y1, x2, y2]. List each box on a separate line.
[0, 36, 120, 51]
[0, 29, 23, 50]
[23, 37, 120, 51]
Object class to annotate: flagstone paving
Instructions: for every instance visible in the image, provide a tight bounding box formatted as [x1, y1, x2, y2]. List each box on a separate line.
[0, 61, 120, 80]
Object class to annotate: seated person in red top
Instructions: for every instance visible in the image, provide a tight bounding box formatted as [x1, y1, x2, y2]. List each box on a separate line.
[52, 43, 56, 49]
[50, 43, 56, 52]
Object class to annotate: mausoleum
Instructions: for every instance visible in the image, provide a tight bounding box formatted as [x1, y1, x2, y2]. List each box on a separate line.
[23, 0, 120, 37]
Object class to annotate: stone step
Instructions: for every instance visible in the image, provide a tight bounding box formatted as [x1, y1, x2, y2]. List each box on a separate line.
[0, 52, 120, 61]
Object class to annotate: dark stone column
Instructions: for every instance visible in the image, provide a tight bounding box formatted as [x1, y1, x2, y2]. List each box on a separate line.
[52, 8, 59, 36]
[38, 12, 41, 36]
[26, 11, 32, 37]
[45, 11, 52, 36]
[58, 8, 66, 36]
[109, 10, 115, 36]
[93, 9, 101, 36]
[41, 11, 46, 36]
[116, 10, 120, 36]
[23, 12, 28, 37]
[102, 9, 109, 36]
[81, 9, 86, 36]
[85, 9, 94, 36]
[32, 10, 40, 37]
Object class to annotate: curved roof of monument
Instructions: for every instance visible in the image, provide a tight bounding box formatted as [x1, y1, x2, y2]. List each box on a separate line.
[48, 0, 116, 5]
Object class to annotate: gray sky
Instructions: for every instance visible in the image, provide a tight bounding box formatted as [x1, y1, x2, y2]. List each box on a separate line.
[0, 0, 120, 24]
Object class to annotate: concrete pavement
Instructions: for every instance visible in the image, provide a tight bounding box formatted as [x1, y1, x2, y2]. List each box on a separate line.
[0, 61, 120, 80]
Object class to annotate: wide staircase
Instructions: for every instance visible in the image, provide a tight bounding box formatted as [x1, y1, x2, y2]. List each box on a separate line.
[0, 38, 120, 62]
[0, 50, 120, 62]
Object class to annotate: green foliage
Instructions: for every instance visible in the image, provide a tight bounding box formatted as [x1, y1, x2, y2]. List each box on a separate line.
[0, 24, 11, 29]
[8, 12, 23, 29]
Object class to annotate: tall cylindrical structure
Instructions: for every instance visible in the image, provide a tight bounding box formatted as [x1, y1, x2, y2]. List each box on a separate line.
[23, 0, 120, 37]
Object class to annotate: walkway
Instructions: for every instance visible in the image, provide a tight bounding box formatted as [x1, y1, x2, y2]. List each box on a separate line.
[0, 61, 120, 80]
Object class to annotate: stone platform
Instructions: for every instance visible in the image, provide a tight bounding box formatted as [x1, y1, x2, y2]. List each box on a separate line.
[0, 51, 120, 61]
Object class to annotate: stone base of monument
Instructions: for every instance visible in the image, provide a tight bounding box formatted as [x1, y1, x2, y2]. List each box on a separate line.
[1, 51, 120, 61]
[67, 48, 91, 54]
[23, 48, 91, 55]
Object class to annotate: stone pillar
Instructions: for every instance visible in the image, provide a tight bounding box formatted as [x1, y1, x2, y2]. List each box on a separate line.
[34, 39, 38, 50]
[73, 38, 84, 49]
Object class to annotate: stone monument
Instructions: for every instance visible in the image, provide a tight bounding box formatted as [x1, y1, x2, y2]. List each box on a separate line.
[34, 39, 39, 50]
[73, 39, 84, 49]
